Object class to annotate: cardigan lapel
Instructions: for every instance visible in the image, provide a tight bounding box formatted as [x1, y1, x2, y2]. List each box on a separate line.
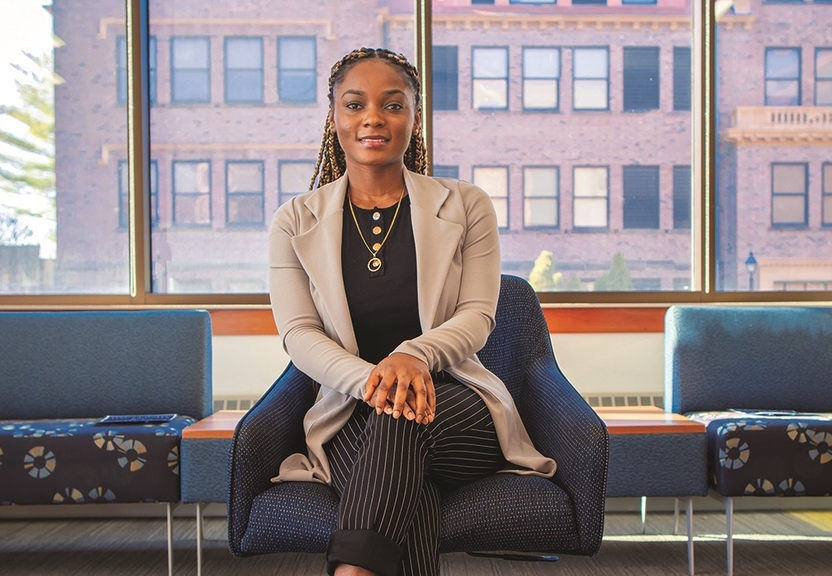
[290, 176, 360, 355]
[405, 170, 465, 332]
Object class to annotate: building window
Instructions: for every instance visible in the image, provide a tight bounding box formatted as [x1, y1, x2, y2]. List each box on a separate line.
[765, 47, 801, 106]
[523, 47, 560, 111]
[771, 163, 807, 226]
[623, 47, 660, 112]
[623, 166, 660, 229]
[433, 165, 459, 179]
[471, 0, 495, 4]
[118, 160, 158, 228]
[433, 46, 458, 111]
[171, 37, 210, 103]
[473, 166, 509, 228]
[816, 48, 832, 105]
[279, 160, 315, 205]
[573, 48, 609, 111]
[117, 36, 156, 105]
[573, 167, 608, 228]
[173, 161, 211, 225]
[226, 161, 264, 225]
[278, 36, 316, 103]
[225, 37, 263, 104]
[673, 46, 691, 111]
[524, 167, 559, 229]
[822, 163, 832, 226]
[623, 0, 657, 3]
[510, 0, 556, 4]
[472, 47, 508, 110]
[673, 165, 691, 229]
[573, 0, 607, 4]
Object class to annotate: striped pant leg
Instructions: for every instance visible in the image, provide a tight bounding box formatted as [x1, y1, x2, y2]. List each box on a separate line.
[324, 380, 504, 576]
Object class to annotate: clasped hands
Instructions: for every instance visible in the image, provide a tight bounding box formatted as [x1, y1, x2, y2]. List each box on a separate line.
[363, 353, 436, 425]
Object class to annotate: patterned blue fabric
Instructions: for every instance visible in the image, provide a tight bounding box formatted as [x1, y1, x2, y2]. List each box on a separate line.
[228, 275, 609, 558]
[686, 411, 832, 497]
[0, 416, 194, 505]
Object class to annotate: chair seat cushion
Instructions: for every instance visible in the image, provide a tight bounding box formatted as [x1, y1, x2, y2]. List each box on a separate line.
[0, 416, 195, 505]
[686, 410, 832, 497]
[239, 474, 577, 556]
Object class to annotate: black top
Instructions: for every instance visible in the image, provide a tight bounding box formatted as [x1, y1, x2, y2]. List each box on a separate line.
[341, 194, 422, 365]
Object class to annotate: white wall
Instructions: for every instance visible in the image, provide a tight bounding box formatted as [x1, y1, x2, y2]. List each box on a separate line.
[211, 332, 666, 400]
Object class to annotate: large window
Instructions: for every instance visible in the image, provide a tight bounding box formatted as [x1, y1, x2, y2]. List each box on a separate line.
[472, 166, 508, 228]
[433, 46, 458, 111]
[573, 48, 609, 111]
[224, 37, 263, 104]
[278, 37, 316, 103]
[173, 161, 211, 226]
[573, 167, 608, 229]
[171, 37, 211, 103]
[765, 48, 801, 106]
[523, 167, 559, 228]
[472, 47, 508, 110]
[226, 161, 264, 225]
[623, 166, 660, 229]
[816, 49, 832, 105]
[522, 47, 560, 111]
[771, 163, 807, 227]
[623, 47, 660, 112]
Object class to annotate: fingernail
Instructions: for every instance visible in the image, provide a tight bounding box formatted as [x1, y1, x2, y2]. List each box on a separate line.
[393, 410, 401, 418]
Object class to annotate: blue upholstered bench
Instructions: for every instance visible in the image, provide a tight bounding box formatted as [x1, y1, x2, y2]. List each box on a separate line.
[0, 310, 212, 576]
[665, 305, 832, 576]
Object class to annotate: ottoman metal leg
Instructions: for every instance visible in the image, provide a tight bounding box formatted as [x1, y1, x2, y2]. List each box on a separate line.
[196, 502, 205, 576]
[686, 498, 694, 576]
[726, 496, 734, 576]
[166, 502, 175, 576]
[640, 496, 647, 534]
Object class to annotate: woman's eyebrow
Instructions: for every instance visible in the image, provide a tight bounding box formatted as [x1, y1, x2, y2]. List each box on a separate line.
[340, 88, 406, 98]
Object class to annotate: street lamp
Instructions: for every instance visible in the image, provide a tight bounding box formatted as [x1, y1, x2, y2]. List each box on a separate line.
[745, 251, 757, 291]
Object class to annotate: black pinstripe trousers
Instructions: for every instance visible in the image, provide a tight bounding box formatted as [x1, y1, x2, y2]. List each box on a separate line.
[323, 377, 506, 576]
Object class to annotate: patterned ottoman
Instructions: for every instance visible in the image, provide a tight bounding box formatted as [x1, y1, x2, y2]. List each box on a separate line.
[0, 416, 195, 505]
[685, 410, 832, 497]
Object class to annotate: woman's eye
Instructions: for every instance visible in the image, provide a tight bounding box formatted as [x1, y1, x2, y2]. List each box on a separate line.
[345, 102, 362, 110]
[387, 102, 403, 110]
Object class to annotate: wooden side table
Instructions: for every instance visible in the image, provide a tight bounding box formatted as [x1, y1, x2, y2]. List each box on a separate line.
[596, 406, 707, 576]
[181, 410, 246, 576]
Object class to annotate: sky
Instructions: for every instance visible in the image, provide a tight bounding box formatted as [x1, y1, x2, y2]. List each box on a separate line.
[0, 0, 56, 258]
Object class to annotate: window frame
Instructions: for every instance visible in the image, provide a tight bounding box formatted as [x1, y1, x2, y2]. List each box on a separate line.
[770, 162, 808, 229]
[172, 160, 212, 227]
[119, 160, 158, 229]
[432, 45, 459, 111]
[572, 46, 610, 112]
[764, 47, 802, 106]
[225, 160, 265, 227]
[277, 36, 317, 104]
[472, 165, 510, 230]
[170, 36, 211, 104]
[823, 163, 832, 227]
[471, 46, 509, 111]
[522, 46, 560, 112]
[224, 36, 264, 104]
[278, 160, 316, 206]
[522, 166, 560, 230]
[572, 165, 610, 231]
[118, 35, 156, 105]
[623, 46, 661, 113]
[815, 48, 832, 106]
[622, 165, 661, 229]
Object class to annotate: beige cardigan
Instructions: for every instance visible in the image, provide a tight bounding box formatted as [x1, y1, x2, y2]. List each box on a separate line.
[268, 168, 557, 484]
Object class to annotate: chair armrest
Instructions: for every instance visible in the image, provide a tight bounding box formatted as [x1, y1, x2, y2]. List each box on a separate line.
[518, 356, 609, 556]
[227, 363, 316, 555]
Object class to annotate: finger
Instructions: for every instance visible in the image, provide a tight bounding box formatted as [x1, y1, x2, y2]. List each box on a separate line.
[412, 375, 428, 423]
[363, 370, 382, 402]
[375, 373, 396, 415]
[425, 379, 436, 423]
[391, 379, 410, 419]
[403, 388, 418, 421]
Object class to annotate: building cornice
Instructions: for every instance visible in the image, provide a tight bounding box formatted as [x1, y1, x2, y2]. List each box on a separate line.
[99, 143, 320, 165]
[97, 17, 336, 40]
[725, 106, 832, 145]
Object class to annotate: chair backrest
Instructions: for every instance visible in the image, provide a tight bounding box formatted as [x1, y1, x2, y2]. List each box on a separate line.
[0, 310, 212, 420]
[665, 305, 832, 414]
[478, 275, 558, 403]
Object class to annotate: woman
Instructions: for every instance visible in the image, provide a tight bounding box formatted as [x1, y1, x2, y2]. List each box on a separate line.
[268, 47, 557, 576]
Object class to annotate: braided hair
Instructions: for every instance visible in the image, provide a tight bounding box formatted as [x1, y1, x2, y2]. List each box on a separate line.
[309, 47, 429, 190]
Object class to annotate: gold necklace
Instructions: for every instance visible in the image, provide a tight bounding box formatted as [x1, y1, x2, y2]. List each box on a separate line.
[348, 187, 405, 272]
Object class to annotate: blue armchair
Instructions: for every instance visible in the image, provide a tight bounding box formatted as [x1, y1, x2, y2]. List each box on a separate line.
[227, 275, 608, 562]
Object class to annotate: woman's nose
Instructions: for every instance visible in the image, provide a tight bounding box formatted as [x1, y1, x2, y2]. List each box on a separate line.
[362, 106, 384, 126]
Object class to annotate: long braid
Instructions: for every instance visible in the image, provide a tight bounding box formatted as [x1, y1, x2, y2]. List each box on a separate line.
[309, 48, 428, 190]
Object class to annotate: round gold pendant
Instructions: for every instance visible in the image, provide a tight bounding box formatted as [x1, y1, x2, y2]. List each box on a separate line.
[368, 257, 382, 272]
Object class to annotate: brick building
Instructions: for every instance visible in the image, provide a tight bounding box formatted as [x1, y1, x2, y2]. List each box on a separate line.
[47, 0, 831, 294]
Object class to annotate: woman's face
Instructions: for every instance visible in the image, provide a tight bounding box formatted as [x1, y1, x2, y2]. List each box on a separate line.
[330, 59, 421, 172]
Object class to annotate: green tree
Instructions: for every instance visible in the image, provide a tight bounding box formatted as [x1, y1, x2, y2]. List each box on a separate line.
[528, 250, 564, 291]
[594, 251, 635, 291]
[0, 51, 56, 243]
